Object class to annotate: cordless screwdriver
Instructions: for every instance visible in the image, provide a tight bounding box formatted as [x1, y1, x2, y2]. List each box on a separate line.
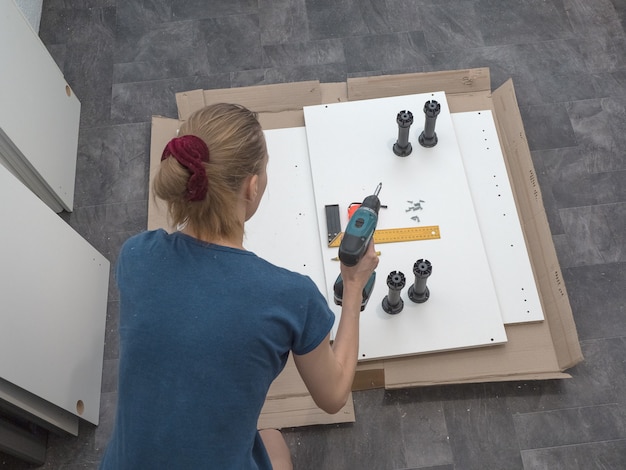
[333, 183, 382, 311]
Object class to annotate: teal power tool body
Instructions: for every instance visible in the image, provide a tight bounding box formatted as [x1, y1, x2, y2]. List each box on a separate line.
[333, 183, 382, 311]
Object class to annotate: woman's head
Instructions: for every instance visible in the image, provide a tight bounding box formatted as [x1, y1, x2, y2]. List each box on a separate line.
[153, 103, 267, 239]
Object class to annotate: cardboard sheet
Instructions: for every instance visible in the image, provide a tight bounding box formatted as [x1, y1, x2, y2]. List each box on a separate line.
[149, 68, 583, 428]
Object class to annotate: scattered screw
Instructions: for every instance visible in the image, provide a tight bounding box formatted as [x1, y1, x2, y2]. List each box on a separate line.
[405, 200, 425, 211]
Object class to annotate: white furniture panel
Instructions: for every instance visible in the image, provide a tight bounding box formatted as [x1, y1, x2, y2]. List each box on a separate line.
[244, 127, 327, 291]
[14, 0, 43, 32]
[304, 92, 508, 360]
[0, 1, 81, 212]
[0, 165, 109, 425]
[453, 111, 544, 323]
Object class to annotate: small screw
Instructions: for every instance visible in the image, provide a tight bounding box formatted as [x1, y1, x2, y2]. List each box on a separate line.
[406, 199, 426, 213]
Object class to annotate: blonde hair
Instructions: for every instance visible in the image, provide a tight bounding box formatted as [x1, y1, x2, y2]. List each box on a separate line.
[153, 103, 267, 239]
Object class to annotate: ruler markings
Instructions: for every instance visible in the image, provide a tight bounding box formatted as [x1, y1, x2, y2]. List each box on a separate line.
[328, 225, 440, 247]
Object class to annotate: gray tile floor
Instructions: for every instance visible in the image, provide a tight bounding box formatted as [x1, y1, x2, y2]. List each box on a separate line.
[2, 0, 626, 468]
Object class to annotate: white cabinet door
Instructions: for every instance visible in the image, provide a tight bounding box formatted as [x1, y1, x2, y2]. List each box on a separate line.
[0, 165, 109, 426]
[0, 0, 81, 212]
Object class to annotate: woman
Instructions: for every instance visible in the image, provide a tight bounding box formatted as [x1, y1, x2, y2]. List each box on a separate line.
[100, 103, 378, 469]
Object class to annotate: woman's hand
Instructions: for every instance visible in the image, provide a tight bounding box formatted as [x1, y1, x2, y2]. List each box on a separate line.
[339, 241, 379, 305]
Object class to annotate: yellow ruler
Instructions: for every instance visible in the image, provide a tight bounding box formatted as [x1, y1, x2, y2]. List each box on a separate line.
[329, 225, 441, 247]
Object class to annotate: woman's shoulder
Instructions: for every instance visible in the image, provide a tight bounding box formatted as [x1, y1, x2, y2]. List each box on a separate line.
[120, 229, 168, 253]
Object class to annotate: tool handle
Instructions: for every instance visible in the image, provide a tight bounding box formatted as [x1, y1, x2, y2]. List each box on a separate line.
[338, 207, 377, 266]
[333, 272, 377, 311]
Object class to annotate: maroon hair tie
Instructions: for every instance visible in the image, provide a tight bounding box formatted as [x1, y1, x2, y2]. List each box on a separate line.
[161, 135, 210, 201]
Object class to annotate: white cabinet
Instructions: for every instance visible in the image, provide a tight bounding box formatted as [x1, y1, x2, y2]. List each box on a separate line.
[0, 164, 109, 428]
[0, 0, 81, 213]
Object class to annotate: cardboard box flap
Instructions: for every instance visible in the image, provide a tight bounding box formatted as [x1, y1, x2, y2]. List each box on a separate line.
[347, 68, 491, 101]
[492, 80, 583, 369]
[387, 371, 571, 388]
[176, 81, 322, 121]
[320, 82, 349, 104]
[176, 90, 206, 121]
[259, 393, 355, 430]
[446, 91, 494, 113]
[382, 323, 562, 388]
[257, 110, 306, 130]
[259, 355, 355, 429]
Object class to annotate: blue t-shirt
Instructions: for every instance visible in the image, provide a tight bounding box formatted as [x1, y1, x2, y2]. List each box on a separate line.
[100, 230, 335, 469]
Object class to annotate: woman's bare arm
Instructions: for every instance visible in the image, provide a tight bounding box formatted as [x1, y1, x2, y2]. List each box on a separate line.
[293, 242, 379, 413]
